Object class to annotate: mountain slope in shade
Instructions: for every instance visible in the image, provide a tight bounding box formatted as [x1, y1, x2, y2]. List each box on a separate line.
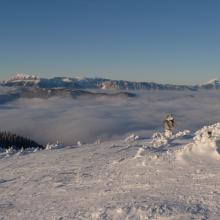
[0, 86, 137, 105]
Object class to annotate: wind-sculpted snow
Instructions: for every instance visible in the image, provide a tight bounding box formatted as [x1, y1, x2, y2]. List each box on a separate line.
[176, 123, 220, 163]
[1, 123, 220, 219]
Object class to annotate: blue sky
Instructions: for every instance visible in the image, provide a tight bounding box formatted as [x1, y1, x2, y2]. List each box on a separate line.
[0, 0, 220, 84]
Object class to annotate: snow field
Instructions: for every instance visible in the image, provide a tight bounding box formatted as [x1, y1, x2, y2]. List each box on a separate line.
[1, 123, 220, 219]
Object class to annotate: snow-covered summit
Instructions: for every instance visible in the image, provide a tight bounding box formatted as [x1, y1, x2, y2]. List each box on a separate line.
[2, 73, 40, 87]
[201, 78, 220, 89]
[9, 73, 39, 81]
[206, 78, 220, 84]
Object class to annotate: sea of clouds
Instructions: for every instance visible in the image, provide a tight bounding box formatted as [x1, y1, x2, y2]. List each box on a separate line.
[0, 89, 220, 145]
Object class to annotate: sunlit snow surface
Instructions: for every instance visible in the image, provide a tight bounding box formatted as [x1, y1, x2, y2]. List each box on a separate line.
[1, 124, 220, 219]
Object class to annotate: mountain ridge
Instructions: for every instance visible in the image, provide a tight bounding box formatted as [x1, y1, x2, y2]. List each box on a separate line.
[1, 73, 219, 91]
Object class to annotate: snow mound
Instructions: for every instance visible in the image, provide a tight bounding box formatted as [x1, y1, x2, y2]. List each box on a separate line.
[134, 130, 191, 159]
[174, 130, 190, 138]
[124, 133, 140, 142]
[150, 132, 168, 148]
[45, 141, 64, 150]
[150, 130, 190, 148]
[176, 123, 220, 161]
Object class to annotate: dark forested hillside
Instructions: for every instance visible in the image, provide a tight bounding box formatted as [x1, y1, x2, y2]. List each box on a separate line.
[0, 131, 44, 150]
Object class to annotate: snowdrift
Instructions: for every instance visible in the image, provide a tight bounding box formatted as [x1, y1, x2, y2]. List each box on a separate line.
[176, 123, 220, 162]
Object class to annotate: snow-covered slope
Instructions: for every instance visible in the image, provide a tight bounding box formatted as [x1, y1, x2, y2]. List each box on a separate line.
[200, 78, 220, 89]
[4, 73, 40, 86]
[1, 123, 220, 219]
[2, 73, 220, 91]
[9, 73, 39, 81]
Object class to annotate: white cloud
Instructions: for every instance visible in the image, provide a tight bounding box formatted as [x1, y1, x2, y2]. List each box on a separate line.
[0, 90, 220, 145]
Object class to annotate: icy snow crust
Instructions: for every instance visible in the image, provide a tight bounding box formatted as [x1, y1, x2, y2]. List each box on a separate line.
[1, 124, 220, 219]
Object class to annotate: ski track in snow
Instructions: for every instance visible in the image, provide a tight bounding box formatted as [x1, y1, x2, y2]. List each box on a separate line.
[1, 125, 220, 219]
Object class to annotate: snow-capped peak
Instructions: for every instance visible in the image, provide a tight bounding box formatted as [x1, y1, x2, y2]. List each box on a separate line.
[205, 78, 220, 84]
[9, 73, 39, 81]
[75, 75, 86, 80]
[62, 77, 73, 83]
[201, 78, 220, 88]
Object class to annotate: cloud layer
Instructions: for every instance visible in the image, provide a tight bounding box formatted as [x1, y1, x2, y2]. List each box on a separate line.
[0, 90, 220, 145]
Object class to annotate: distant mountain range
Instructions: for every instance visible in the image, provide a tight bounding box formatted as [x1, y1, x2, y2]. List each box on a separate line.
[1, 73, 220, 91]
[0, 74, 139, 104]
